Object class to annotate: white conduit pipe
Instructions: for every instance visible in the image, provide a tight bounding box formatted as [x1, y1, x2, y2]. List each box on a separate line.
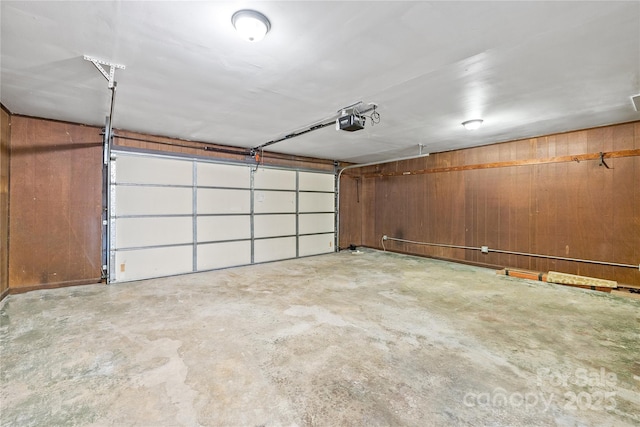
[336, 148, 430, 250]
[381, 235, 640, 270]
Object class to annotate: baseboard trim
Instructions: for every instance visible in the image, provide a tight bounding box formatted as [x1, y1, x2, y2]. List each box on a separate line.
[9, 278, 104, 295]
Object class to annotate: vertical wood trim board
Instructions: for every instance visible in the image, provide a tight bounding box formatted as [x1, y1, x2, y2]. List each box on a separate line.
[0, 108, 10, 296]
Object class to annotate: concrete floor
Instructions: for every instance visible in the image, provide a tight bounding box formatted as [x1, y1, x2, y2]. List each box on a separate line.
[1, 249, 639, 426]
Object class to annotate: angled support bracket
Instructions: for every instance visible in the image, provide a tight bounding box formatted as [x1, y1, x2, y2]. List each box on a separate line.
[84, 55, 125, 88]
[599, 152, 610, 169]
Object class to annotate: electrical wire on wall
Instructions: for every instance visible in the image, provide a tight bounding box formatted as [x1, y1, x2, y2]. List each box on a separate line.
[381, 235, 640, 270]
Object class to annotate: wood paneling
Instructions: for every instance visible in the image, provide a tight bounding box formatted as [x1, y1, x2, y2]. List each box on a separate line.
[114, 130, 335, 172]
[9, 116, 102, 289]
[0, 106, 10, 298]
[362, 148, 640, 177]
[341, 122, 640, 286]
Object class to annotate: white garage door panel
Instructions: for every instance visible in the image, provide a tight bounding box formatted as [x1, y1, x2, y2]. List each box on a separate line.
[114, 246, 193, 282]
[299, 172, 334, 192]
[299, 233, 334, 257]
[197, 163, 250, 188]
[254, 191, 296, 213]
[299, 192, 335, 212]
[116, 217, 193, 248]
[111, 152, 337, 283]
[255, 237, 296, 263]
[299, 213, 335, 234]
[116, 155, 192, 185]
[116, 186, 192, 216]
[254, 214, 296, 238]
[198, 189, 250, 214]
[254, 168, 296, 190]
[197, 216, 251, 242]
[197, 241, 251, 270]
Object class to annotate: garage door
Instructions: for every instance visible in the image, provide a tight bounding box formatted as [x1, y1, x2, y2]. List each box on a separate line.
[109, 151, 335, 282]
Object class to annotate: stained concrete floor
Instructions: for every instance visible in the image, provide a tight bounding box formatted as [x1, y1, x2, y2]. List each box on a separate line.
[1, 249, 639, 426]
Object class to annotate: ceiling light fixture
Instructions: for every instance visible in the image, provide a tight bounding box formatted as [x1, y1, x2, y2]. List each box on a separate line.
[462, 119, 483, 130]
[232, 9, 271, 42]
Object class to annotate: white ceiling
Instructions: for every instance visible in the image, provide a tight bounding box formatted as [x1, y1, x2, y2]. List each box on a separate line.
[2, 1, 639, 163]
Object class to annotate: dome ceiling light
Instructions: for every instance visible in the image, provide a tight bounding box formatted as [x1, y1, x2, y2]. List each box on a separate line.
[232, 9, 271, 42]
[462, 119, 484, 130]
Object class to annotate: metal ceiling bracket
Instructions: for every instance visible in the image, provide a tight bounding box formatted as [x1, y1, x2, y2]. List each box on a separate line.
[84, 55, 125, 88]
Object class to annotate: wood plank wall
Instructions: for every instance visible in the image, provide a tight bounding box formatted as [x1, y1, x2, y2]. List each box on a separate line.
[339, 122, 640, 286]
[113, 129, 336, 172]
[8, 116, 103, 291]
[0, 106, 10, 298]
